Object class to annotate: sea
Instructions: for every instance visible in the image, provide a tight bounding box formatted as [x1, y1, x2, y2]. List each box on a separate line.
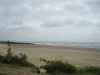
[33, 42, 100, 48]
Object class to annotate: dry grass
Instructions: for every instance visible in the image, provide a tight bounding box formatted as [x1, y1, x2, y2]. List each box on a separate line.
[0, 63, 35, 75]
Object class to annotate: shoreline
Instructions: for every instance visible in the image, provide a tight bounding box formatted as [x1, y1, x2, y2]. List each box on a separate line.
[1, 41, 100, 49]
[0, 43, 100, 67]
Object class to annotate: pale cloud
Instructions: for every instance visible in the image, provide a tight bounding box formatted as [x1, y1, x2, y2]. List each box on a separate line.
[0, 0, 100, 42]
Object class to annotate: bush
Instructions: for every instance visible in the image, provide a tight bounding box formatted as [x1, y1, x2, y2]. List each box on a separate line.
[0, 73, 6, 75]
[0, 47, 34, 67]
[79, 66, 100, 75]
[40, 58, 76, 74]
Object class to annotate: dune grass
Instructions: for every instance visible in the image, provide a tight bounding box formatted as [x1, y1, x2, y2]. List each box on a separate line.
[40, 58, 100, 75]
[40, 58, 76, 74]
[0, 57, 100, 75]
[0, 63, 36, 75]
[0, 47, 36, 67]
[78, 66, 100, 75]
[0, 46, 39, 75]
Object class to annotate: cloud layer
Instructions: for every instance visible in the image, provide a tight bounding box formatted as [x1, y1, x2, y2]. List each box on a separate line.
[0, 0, 100, 42]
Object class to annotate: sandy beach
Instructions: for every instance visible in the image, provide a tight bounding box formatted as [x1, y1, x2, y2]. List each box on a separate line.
[0, 43, 100, 67]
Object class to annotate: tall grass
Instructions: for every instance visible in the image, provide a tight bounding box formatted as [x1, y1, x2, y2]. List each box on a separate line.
[79, 66, 100, 75]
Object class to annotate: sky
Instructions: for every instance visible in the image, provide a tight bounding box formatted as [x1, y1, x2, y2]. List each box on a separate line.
[0, 0, 100, 42]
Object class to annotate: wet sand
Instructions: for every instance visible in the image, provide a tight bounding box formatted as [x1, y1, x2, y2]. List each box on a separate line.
[0, 43, 100, 67]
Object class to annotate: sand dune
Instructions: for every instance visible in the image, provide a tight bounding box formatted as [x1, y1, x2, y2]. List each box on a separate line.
[0, 43, 100, 67]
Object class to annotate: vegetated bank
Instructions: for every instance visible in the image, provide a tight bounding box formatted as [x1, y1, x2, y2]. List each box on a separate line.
[0, 41, 100, 75]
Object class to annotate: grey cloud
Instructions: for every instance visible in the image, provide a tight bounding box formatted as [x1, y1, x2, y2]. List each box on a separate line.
[0, 24, 34, 33]
[65, 1, 85, 12]
[42, 20, 66, 28]
[0, 0, 100, 42]
[0, 0, 66, 23]
[7, 26, 34, 33]
[83, 0, 100, 14]
[42, 23, 63, 27]
[11, 20, 23, 25]
[75, 20, 95, 27]
[84, 0, 100, 7]
[0, 25, 34, 41]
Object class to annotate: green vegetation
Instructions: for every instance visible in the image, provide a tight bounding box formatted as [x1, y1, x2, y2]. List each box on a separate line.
[40, 58, 100, 75]
[0, 41, 100, 75]
[0, 41, 36, 67]
[0, 54, 100, 75]
[0, 46, 39, 75]
[40, 58, 76, 74]
[0, 47, 35, 67]
[79, 66, 100, 75]
[0, 64, 36, 75]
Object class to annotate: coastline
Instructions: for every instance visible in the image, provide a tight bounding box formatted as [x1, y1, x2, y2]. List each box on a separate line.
[0, 43, 100, 67]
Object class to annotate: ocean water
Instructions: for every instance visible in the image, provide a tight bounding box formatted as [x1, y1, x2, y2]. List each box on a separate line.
[34, 42, 100, 48]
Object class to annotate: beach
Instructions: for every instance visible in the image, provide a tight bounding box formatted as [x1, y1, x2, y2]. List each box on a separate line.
[0, 43, 100, 67]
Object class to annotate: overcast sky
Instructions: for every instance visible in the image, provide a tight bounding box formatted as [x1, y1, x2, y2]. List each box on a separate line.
[0, 0, 100, 42]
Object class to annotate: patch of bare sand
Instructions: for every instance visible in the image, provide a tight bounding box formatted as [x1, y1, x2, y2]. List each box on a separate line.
[0, 43, 100, 67]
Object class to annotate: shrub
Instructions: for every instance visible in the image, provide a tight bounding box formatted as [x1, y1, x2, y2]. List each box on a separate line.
[0, 73, 6, 75]
[79, 66, 100, 75]
[0, 47, 35, 67]
[40, 58, 76, 74]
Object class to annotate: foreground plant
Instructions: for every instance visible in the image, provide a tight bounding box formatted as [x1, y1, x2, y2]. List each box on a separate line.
[0, 47, 35, 67]
[40, 58, 76, 74]
[79, 66, 100, 75]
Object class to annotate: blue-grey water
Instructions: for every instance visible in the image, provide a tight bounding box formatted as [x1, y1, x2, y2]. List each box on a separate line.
[34, 42, 100, 48]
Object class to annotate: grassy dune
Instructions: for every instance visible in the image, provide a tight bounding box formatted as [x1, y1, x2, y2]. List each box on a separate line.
[0, 62, 100, 75]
